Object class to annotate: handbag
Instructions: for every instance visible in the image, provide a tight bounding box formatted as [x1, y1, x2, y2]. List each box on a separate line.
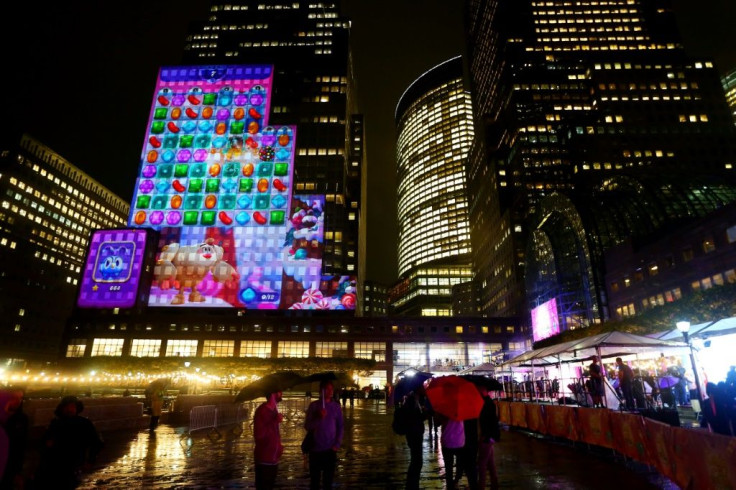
[301, 430, 315, 454]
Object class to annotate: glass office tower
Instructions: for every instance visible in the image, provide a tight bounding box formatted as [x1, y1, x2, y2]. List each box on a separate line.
[464, 0, 736, 330]
[392, 57, 474, 316]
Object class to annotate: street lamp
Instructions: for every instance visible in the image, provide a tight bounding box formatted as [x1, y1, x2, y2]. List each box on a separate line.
[676, 321, 702, 403]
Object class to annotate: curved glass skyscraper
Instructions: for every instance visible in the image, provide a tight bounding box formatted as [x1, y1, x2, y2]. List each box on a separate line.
[392, 57, 474, 316]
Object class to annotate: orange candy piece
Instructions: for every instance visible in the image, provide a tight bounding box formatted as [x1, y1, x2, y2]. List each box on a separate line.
[170, 195, 182, 209]
[233, 107, 245, 120]
[202, 107, 213, 119]
[278, 134, 290, 146]
[147, 150, 158, 163]
[257, 178, 269, 193]
[171, 108, 182, 120]
[134, 211, 147, 225]
[216, 122, 227, 135]
[248, 121, 259, 134]
[242, 163, 254, 177]
[205, 195, 217, 209]
[209, 164, 221, 177]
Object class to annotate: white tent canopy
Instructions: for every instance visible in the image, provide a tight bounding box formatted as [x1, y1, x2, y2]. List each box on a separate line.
[501, 331, 689, 368]
[650, 316, 736, 341]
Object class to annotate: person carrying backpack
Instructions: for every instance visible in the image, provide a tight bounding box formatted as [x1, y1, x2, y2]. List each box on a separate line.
[394, 389, 426, 490]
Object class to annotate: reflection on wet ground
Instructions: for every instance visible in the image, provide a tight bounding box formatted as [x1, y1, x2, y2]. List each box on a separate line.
[76, 398, 678, 489]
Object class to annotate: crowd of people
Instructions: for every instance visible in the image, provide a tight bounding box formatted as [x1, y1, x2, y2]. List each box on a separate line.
[0, 389, 104, 489]
[394, 384, 500, 490]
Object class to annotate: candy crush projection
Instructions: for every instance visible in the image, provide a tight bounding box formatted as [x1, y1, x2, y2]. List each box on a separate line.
[130, 65, 354, 310]
[77, 229, 149, 308]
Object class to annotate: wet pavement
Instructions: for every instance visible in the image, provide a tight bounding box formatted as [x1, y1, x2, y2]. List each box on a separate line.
[65, 398, 677, 489]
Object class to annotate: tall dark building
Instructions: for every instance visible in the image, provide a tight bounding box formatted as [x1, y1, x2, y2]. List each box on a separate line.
[0, 134, 129, 361]
[181, 1, 363, 284]
[464, 1, 736, 331]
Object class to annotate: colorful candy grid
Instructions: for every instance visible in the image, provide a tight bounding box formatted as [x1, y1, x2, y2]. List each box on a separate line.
[128, 65, 295, 229]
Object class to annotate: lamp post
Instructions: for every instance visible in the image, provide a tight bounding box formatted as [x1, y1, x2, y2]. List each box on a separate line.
[676, 321, 702, 403]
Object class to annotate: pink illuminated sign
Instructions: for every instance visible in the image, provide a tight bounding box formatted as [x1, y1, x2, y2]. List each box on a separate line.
[531, 298, 560, 342]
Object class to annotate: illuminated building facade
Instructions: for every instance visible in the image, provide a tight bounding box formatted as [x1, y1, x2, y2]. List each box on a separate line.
[392, 57, 474, 316]
[464, 0, 736, 332]
[182, 1, 363, 283]
[723, 68, 736, 125]
[0, 134, 129, 361]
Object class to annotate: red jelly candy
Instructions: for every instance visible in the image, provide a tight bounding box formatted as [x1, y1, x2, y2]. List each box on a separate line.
[245, 137, 258, 149]
[172, 180, 185, 192]
[157, 95, 170, 106]
[248, 108, 262, 119]
[167, 122, 180, 133]
[273, 179, 286, 192]
[253, 211, 267, 225]
[186, 107, 198, 119]
[149, 136, 162, 148]
[188, 95, 201, 105]
[219, 211, 233, 225]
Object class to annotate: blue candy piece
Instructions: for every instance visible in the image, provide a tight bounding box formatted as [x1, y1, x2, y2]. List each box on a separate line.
[222, 179, 238, 192]
[295, 248, 308, 259]
[237, 195, 252, 209]
[198, 121, 213, 132]
[276, 149, 291, 160]
[182, 121, 197, 133]
[240, 287, 256, 303]
[212, 137, 227, 148]
[162, 150, 175, 162]
[155, 180, 171, 193]
[271, 194, 286, 208]
[189, 164, 206, 178]
[236, 211, 251, 225]
[218, 96, 232, 106]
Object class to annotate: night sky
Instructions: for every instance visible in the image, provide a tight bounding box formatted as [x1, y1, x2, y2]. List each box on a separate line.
[1, 1, 735, 285]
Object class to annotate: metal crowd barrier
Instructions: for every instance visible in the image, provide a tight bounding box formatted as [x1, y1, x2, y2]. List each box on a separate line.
[180, 403, 250, 446]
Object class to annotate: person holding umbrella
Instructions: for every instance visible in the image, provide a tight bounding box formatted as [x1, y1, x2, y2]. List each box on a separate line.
[304, 379, 343, 490]
[253, 390, 284, 490]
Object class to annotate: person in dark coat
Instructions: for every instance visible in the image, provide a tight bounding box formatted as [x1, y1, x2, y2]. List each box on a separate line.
[701, 383, 733, 436]
[477, 386, 500, 490]
[36, 396, 104, 489]
[402, 389, 426, 490]
[253, 391, 284, 490]
[616, 358, 635, 410]
[0, 387, 28, 489]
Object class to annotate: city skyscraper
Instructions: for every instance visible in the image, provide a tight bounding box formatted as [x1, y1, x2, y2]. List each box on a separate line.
[464, 0, 736, 331]
[723, 67, 736, 126]
[391, 57, 474, 316]
[0, 134, 129, 361]
[181, 1, 363, 287]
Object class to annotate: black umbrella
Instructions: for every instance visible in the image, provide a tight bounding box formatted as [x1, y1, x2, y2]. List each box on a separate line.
[235, 371, 304, 402]
[461, 374, 504, 392]
[393, 371, 433, 402]
[300, 371, 339, 384]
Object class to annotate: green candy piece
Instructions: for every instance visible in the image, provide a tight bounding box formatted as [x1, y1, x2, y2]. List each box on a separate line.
[183, 211, 199, 225]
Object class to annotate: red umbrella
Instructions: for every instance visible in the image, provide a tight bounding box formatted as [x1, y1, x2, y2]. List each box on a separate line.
[424, 375, 484, 421]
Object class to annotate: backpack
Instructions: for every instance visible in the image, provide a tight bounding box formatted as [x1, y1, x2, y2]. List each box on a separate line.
[392, 402, 410, 435]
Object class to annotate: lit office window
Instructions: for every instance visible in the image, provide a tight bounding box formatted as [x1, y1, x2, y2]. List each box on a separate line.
[315, 342, 348, 358]
[202, 340, 235, 357]
[165, 340, 199, 357]
[240, 340, 272, 358]
[277, 341, 309, 358]
[130, 339, 162, 357]
[91, 338, 124, 357]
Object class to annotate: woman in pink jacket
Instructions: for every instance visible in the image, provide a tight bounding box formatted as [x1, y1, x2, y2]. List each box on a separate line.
[253, 391, 284, 490]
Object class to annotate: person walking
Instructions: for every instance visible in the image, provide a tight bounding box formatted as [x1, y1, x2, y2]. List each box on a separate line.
[148, 389, 164, 433]
[253, 391, 284, 490]
[456, 416, 479, 490]
[304, 380, 343, 490]
[36, 396, 104, 489]
[401, 389, 426, 490]
[477, 386, 500, 490]
[438, 414, 464, 489]
[616, 358, 635, 410]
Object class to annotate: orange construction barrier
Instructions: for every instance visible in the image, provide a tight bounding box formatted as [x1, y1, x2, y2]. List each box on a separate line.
[497, 400, 511, 425]
[510, 401, 528, 428]
[609, 412, 648, 461]
[525, 403, 547, 434]
[576, 407, 614, 449]
[544, 404, 579, 441]
[669, 424, 736, 490]
[644, 419, 677, 484]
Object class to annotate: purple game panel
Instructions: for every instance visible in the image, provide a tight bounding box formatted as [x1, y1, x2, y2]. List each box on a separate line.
[77, 229, 148, 308]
